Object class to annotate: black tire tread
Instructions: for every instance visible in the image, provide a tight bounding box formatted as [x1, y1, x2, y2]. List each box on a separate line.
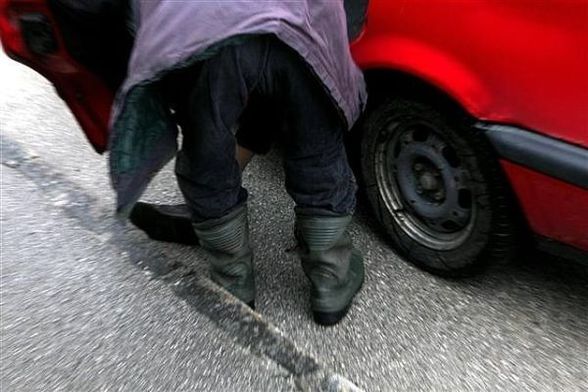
[360, 98, 519, 277]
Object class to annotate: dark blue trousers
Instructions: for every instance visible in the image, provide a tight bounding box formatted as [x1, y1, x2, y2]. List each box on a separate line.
[162, 36, 357, 222]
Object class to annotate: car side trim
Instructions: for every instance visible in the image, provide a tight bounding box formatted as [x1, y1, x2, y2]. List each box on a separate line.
[534, 235, 588, 265]
[476, 123, 588, 189]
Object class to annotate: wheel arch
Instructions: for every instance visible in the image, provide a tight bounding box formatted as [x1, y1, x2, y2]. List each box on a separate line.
[362, 68, 472, 121]
[351, 36, 494, 120]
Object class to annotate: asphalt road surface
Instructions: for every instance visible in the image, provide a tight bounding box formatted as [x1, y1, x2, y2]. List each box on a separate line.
[1, 52, 587, 392]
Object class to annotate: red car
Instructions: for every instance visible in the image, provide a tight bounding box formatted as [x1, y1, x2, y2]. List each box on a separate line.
[2, 0, 587, 275]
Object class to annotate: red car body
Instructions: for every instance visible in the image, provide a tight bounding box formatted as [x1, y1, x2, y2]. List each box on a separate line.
[351, 0, 588, 253]
[1, 0, 587, 256]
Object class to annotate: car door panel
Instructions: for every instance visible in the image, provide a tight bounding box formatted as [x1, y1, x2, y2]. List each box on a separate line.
[1, 0, 115, 153]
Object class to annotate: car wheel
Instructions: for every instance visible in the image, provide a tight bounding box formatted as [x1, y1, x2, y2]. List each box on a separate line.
[360, 98, 518, 276]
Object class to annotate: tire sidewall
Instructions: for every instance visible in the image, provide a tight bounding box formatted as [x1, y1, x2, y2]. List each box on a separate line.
[361, 98, 512, 275]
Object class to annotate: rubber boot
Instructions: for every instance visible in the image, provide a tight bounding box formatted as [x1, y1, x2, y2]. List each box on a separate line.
[296, 212, 365, 326]
[192, 205, 255, 308]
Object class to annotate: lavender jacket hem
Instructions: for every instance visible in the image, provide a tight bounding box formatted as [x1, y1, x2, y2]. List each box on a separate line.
[109, 1, 367, 215]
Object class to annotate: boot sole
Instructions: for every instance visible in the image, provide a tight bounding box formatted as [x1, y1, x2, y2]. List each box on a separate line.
[313, 304, 352, 326]
[312, 274, 365, 327]
[130, 202, 199, 245]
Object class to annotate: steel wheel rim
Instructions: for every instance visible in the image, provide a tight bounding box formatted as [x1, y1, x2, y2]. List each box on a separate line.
[374, 120, 476, 250]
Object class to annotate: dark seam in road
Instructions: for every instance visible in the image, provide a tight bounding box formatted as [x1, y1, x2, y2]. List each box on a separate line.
[1, 134, 362, 392]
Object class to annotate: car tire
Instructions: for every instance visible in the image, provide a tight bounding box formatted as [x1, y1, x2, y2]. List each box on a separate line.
[360, 98, 518, 276]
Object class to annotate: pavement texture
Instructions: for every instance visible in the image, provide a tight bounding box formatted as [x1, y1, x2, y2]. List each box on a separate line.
[1, 52, 588, 392]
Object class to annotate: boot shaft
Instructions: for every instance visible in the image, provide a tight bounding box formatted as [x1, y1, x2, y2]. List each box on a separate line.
[193, 205, 250, 257]
[295, 211, 365, 321]
[192, 205, 255, 304]
[295, 213, 355, 286]
[295, 214, 352, 251]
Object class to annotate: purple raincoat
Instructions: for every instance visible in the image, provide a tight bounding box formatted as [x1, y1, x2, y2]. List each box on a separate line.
[110, 0, 367, 214]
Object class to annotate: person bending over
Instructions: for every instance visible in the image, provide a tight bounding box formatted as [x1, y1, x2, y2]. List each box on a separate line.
[111, 1, 367, 325]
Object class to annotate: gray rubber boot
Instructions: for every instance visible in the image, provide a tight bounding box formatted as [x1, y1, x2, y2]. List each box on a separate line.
[192, 205, 255, 308]
[296, 212, 365, 326]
